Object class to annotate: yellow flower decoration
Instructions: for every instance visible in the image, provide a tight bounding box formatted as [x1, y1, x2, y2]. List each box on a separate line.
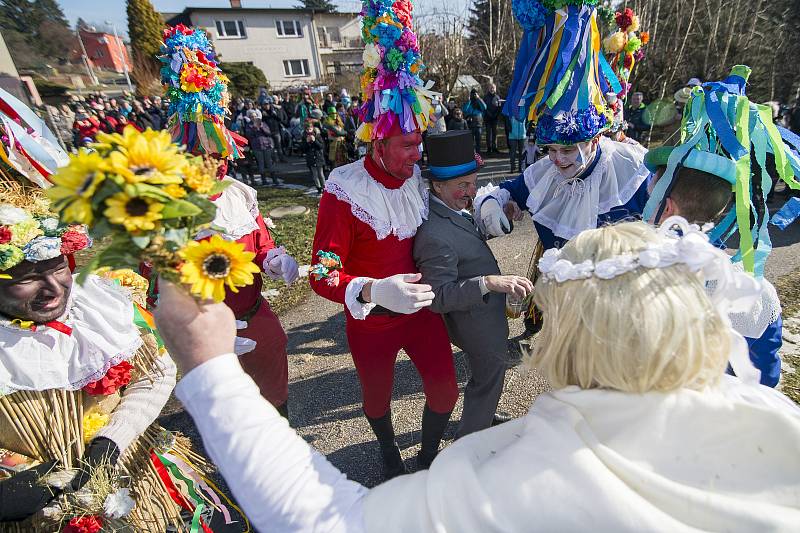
[104, 190, 165, 233]
[104, 126, 186, 185]
[101, 268, 150, 293]
[47, 150, 108, 225]
[182, 159, 216, 194]
[83, 412, 110, 444]
[163, 183, 188, 199]
[375, 13, 403, 28]
[9, 219, 42, 247]
[603, 31, 626, 54]
[179, 234, 260, 302]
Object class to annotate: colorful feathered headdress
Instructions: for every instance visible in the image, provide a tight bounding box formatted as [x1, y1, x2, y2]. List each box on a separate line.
[506, 0, 619, 145]
[356, 0, 439, 142]
[643, 65, 800, 277]
[159, 24, 241, 159]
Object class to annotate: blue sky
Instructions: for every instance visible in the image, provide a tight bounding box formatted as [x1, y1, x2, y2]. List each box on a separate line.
[59, 0, 469, 38]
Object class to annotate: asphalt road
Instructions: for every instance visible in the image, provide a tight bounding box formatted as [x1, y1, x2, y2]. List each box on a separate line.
[159, 151, 800, 515]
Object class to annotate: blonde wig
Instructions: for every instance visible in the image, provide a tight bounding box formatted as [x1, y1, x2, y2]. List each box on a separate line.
[530, 221, 731, 393]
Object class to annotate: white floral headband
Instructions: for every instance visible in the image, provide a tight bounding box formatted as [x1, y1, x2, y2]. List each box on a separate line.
[539, 217, 725, 283]
[538, 215, 765, 384]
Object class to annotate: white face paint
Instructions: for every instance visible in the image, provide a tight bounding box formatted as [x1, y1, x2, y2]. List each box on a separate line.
[546, 140, 596, 179]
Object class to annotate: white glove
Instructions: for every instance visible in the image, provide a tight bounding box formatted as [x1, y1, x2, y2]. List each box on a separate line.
[480, 198, 511, 237]
[263, 246, 299, 285]
[370, 273, 434, 315]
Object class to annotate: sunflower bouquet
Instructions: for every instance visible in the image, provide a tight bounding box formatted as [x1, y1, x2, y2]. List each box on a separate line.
[47, 126, 259, 302]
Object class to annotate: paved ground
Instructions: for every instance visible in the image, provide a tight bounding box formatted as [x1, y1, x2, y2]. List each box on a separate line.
[159, 151, 800, 511]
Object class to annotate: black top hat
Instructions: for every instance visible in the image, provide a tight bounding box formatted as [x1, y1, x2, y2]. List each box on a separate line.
[424, 130, 483, 181]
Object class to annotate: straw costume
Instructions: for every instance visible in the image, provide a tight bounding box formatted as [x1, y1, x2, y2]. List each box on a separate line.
[0, 92, 244, 532]
[310, 0, 457, 479]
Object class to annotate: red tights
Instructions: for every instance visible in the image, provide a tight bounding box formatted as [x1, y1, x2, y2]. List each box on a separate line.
[346, 309, 458, 418]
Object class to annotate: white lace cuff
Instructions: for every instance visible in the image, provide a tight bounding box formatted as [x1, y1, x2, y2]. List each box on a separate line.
[345, 277, 377, 320]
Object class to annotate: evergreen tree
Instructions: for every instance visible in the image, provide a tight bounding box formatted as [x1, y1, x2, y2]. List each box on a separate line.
[295, 0, 337, 13]
[220, 62, 269, 99]
[0, 0, 72, 68]
[126, 0, 163, 96]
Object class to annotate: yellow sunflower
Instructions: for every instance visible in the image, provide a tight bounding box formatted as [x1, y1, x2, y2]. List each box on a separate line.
[105, 126, 186, 185]
[163, 183, 188, 198]
[179, 234, 260, 302]
[104, 190, 165, 232]
[182, 158, 216, 194]
[47, 150, 108, 225]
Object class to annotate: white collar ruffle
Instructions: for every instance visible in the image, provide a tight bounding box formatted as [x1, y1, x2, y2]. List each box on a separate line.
[324, 158, 428, 240]
[196, 178, 261, 241]
[0, 275, 142, 394]
[524, 137, 649, 240]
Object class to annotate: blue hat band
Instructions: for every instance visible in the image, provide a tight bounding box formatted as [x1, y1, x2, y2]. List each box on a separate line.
[428, 160, 478, 180]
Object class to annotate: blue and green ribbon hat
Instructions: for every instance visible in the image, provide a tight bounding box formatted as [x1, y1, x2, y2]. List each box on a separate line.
[504, 0, 618, 145]
[642, 65, 800, 277]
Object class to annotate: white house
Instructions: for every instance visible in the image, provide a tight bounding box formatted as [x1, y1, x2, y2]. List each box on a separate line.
[164, 4, 361, 89]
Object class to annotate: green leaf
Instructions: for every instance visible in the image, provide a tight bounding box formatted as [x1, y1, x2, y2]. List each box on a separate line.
[89, 218, 115, 240]
[161, 199, 203, 219]
[126, 183, 174, 202]
[208, 179, 232, 196]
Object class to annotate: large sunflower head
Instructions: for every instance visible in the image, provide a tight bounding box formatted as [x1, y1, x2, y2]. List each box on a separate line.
[103, 190, 164, 233]
[47, 150, 108, 225]
[178, 234, 260, 302]
[105, 126, 187, 185]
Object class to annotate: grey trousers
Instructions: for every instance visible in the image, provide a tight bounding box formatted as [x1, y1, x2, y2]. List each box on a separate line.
[455, 349, 507, 439]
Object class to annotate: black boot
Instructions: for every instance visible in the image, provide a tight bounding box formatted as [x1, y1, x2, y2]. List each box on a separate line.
[275, 402, 289, 421]
[416, 404, 452, 470]
[366, 411, 408, 480]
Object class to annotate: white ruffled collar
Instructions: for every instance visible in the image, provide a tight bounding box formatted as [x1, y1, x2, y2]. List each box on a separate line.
[524, 137, 649, 240]
[324, 158, 428, 240]
[0, 275, 142, 394]
[196, 178, 261, 241]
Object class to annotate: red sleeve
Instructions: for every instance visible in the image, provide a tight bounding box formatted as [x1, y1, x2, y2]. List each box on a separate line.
[309, 192, 356, 304]
[252, 213, 276, 269]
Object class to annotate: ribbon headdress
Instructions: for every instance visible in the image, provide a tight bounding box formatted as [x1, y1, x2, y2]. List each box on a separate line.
[159, 24, 242, 159]
[642, 65, 800, 277]
[356, 0, 439, 142]
[505, 0, 619, 145]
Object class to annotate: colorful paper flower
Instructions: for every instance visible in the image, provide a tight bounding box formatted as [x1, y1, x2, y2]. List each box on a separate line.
[82, 412, 110, 444]
[0, 205, 30, 226]
[512, 0, 549, 32]
[60, 229, 90, 255]
[615, 8, 634, 31]
[103, 488, 135, 519]
[624, 36, 642, 53]
[0, 226, 11, 245]
[83, 361, 134, 396]
[9, 219, 42, 247]
[178, 234, 261, 302]
[363, 43, 383, 69]
[640, 31, 650, 44]
[22, 236, 62, 263]
[603, 31, 625, 54]
[0, 244, 24, 271]
[385, 48, 405, 71]
[63, 516, 103, 533]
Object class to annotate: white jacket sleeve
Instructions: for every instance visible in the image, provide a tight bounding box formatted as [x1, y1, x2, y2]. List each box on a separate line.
[96, 352, 177, 451]
[175, 354, 368, 533]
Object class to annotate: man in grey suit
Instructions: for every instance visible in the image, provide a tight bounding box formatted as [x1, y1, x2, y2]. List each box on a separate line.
[414, 130, 532, 439]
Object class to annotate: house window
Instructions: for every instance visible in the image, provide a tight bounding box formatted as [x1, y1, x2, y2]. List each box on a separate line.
[215, 20, 246, 38]
[276, 20, 303, 37]
[96, 50, 104, 58]
[283, 59, 310, 77]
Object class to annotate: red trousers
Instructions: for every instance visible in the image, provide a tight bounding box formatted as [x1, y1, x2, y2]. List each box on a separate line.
[346, 308, 458, 418]
[237, 300, 289, 407]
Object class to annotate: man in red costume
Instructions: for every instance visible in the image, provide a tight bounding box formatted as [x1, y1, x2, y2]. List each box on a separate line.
[310, 123, 458, 479]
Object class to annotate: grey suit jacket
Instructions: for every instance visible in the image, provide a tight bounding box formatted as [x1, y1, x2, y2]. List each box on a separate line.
[413, 198, 508, 356]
